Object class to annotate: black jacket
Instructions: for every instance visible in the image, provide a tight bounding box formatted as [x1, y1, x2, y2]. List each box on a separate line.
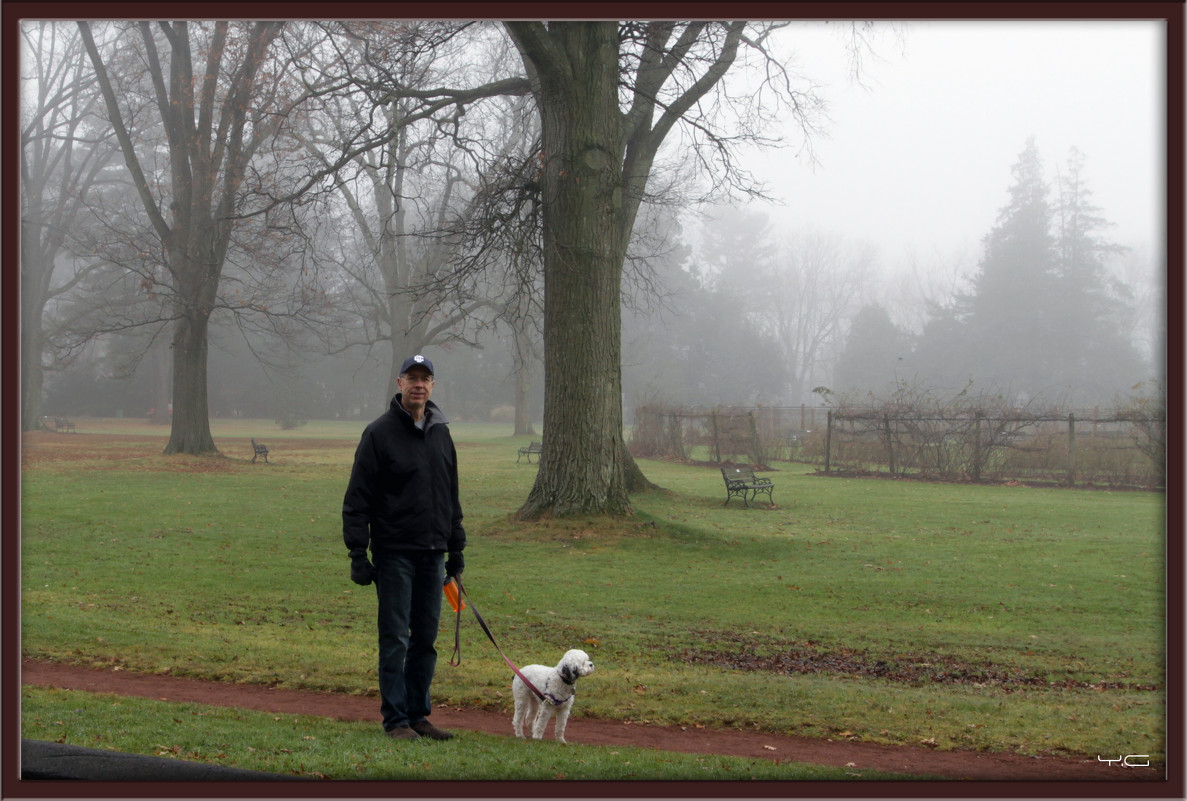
[342, 394, 465, 555]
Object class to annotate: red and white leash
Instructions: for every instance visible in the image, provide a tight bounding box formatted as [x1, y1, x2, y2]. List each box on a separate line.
[447, 576, 560, 705]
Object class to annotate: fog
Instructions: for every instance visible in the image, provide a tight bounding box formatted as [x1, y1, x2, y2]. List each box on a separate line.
[748, 20, 1164, 259]
[24, 18, 1170, 428]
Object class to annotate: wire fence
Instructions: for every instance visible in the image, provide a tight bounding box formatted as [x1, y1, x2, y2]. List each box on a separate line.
[629, 403, 1165, 490]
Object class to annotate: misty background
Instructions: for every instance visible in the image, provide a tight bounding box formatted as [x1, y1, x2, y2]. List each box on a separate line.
[21, 19, 1166, 431]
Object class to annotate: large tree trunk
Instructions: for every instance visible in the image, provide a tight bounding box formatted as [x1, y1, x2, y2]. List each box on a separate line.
[513, 381, 535, 436]
[622, 446, 659, 493]
[164, 304, 217, 455]
[162, 231, 220, 454]
[385, 291, 426, 401]
[512, 322, 537, 436]
[21, 263, 45, 430]
[149, 339, 171, 424]
[513, 22, 632, 519]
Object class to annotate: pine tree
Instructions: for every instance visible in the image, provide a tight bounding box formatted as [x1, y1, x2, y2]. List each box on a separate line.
[964, 138, 1060, 400]
[1050, 147, 1146, 401]
[834, 303, 907, 396]
[914, 140, 1149, 405]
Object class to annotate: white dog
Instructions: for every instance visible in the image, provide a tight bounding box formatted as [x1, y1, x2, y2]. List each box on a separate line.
[511, 649, 595, 743]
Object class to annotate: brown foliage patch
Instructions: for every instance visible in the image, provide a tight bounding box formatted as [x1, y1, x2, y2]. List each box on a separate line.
[676, 633, 1159, 692]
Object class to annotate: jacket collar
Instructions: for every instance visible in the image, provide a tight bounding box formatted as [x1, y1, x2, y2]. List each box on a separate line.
[391, 394, 449, 430]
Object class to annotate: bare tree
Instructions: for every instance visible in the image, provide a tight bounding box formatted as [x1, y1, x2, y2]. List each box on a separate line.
[20, 22, 118, 429]
[409, 92, 546, 435]
[763, 229, 876, 404]
[78, 20, 294, 454]
[275, 21, 536, 405]
[307, 96, 527, 398]
[694, 208, 871, 404]
[312, 109, 483, 398]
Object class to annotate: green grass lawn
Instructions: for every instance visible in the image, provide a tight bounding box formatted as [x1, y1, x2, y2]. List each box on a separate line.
[20, 418, 1166, 777]
[21, 687, 912, 780]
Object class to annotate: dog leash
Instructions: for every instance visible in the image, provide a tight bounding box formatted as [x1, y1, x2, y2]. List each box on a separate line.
[448, 576, 560, 705]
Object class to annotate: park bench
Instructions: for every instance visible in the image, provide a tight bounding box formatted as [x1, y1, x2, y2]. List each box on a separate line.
[251, 438, 270, 463]
[720, 466, 774, 508]
[47, 416, 76, 433]
[517, 441, 542, 463]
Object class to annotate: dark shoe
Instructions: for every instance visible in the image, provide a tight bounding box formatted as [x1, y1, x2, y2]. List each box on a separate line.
[385, 726, 420, 740]
[411, 720, 453, 740]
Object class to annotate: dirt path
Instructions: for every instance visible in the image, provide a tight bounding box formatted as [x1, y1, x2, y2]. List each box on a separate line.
[21, 659, 1161, 782]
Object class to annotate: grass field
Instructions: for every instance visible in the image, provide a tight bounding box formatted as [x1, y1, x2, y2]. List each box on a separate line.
[20, 417, 1166, 778]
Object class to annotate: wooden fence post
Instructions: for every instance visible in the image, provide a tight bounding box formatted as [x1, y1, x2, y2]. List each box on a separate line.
[667, 413, 685, 460]
[1067, 412, 1076, 486]
[972, 412, 982, 482]
[825, 410, 834, 473]
[748, 411, 761, 466]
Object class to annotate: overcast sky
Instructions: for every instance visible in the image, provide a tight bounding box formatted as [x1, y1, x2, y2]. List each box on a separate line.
[743, 19, 1166, 267]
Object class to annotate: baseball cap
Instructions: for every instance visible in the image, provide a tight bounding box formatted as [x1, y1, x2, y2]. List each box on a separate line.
[400, 354, 434, 376]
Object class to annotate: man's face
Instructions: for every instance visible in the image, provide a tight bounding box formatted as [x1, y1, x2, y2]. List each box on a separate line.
[397, 367, 434, 412]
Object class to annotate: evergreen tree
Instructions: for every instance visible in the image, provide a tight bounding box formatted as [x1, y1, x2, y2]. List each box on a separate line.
[912, 140, 1149, 405]
[1050, 147, 1147, 401]
[964, 137, 1060, 399]
[906, 298, 971, 393]
[834, 303, 907, 396]
[697, 205, 778, 281]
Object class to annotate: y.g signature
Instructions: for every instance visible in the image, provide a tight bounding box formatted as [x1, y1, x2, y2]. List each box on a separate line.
[1097, 754, 1150, 768]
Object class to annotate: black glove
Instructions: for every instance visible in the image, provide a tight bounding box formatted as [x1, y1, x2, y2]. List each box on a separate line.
[445, 551, 464, 579]
[349, 548, 376, 586]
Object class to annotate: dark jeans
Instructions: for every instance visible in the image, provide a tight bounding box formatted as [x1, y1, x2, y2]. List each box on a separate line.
[373, 549, 445, 731]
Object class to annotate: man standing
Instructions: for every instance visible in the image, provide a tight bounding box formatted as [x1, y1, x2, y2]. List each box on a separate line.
[343, 355, 465, 740]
